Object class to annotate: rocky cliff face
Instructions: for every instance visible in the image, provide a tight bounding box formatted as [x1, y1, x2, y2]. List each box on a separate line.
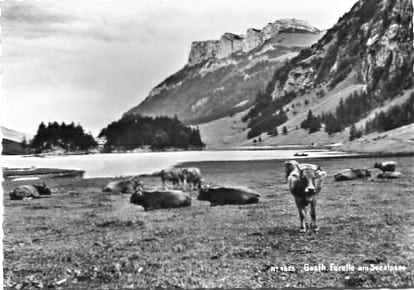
[188, 19, 321, 64]
[360, 0, 413, 92]
[269, 0, 413, 100]
[126, 19, 322, 125]
[188, 40, 219, 65]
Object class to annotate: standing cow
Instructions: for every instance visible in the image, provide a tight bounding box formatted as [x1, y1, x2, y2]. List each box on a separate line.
[183, 167, 202, 190]
[160, 168, 185, 189]
[285, 160, 327, 233]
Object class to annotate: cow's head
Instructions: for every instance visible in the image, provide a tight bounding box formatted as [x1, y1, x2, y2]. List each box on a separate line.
[128, 177, 143, 191]
[298, 165, 327, 194]
[198, 178, 205, 189]
[34, 183, 51, 195]
[130, 185, 144, 205]
[198, 183, 212, 200]
[363, 168, 372, 177]
[284, 160, 300, 181]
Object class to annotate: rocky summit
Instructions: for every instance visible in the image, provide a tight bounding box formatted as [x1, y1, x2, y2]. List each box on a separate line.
[188, 19, 321, 64]
[125, 19, 322, 125]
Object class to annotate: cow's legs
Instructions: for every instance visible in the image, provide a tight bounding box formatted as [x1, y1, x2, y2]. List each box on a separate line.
[295, 200, 307, 232]
[182, 177, 187, 191]
[310, 199, 319, 231]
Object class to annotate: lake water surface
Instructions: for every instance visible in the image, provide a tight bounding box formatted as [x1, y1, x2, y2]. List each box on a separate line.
[1, 149, 354, 178]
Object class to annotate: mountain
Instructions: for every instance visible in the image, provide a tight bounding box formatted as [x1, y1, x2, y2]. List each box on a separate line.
[125, 19, 323, 124]
[125, 0, 413, 151]
[1, 126, 33, 155]
[239, 0, 413, 137]
[1, 126, 32, 143]
[199, 0, 414, 150]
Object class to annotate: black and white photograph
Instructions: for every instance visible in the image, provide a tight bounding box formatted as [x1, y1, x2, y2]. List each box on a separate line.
[1, 0, 413, 288]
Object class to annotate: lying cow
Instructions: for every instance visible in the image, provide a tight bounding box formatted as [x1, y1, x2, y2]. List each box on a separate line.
[285, 160, 327, 233]
[374, 161, 396, 172]
[10, 184, 51, 200]
[333, 168, 371, 181]
[183, 167, 202, 190]
[130, 188, 191, 211]
[198, 185, 261, 206]
[377, 171, 402, 179]
[103, 177, 141, 194]
[160, 167, 185, 189]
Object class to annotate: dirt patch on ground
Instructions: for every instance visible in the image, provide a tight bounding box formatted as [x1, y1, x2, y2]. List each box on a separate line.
[3, 157, 414, 288]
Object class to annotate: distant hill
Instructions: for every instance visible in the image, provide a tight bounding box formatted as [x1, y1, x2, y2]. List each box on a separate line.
[1, 126, 32, 143]
[125, 19, 323, 124]
[1, 126, 32, 155]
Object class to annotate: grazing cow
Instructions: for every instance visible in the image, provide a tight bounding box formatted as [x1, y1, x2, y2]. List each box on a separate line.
[198, 185, 261, 206]
[130, 188, 191, 211]
[377, 171, 402, 179]
[285, 160, 327, 233]
[333, 168, 371, 181]
[183, 167, 202, 190]
[374, 161, 397, 172]
[103, 177, 141, 194]
[10, 184, 51, 200]
[160, 168, 185, 189]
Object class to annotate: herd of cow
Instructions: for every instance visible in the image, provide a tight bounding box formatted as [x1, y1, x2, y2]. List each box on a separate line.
[333, 161, 402, 180]
[8, 160, 402, 232]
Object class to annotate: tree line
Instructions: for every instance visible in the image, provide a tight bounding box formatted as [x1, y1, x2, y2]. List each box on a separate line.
[300, 92, 414, 140]
[364, 92, 414, 134]
[98, 115, 204, 151]
[29, 122, 97, 153]
[27, 115, 205, 153]
[242, 89, 294, 139]
[300, 89, 381, 135]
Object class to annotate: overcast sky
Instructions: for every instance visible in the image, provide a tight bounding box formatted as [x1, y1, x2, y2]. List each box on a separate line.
[1, 0, 357, 136]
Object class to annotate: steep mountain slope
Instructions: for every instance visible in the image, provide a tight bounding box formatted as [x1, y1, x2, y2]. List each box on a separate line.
[1, 126, 33, 155]
[271, 0, 413, 99]
[125, 19, 322, 124]
[237, 0, 413, 148]
[1, 126, 32, 143]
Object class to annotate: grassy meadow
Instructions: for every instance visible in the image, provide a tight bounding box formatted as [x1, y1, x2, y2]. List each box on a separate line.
[3, 156, 414, 288]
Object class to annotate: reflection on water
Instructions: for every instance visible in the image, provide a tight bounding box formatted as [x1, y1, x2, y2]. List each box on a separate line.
[1, 150, 354, 178]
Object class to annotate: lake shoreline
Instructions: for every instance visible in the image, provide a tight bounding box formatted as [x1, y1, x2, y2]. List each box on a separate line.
[12, 142, 414, 158]
[3, 151, 412, 181]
